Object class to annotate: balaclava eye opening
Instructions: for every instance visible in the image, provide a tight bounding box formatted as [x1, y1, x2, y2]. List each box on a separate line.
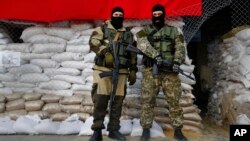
[152, 4, 166, 29]
[111, 7, 124, 30]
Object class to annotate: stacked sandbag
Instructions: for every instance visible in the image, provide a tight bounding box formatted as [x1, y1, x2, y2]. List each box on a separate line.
[0, 23, 94, 96]
[207, 26, 250, 125]
[0, 28, 12, 45]
[122, 94, 203, 133]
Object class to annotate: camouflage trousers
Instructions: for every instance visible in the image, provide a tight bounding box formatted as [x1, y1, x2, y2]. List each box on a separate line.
[140, 68, 184, 128]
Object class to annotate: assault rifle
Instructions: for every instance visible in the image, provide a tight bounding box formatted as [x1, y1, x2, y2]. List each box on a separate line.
[99, 40, 120, 114]
[126, 44, 195, 80]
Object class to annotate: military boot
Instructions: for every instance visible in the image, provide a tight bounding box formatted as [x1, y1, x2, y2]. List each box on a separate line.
[108, 130, 126, 141]
[140, 128, 150, 141]
[89, 129, 102, 141]
[174, 128, 187, 141]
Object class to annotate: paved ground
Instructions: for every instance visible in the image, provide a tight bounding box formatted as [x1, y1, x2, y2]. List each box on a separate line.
[0, 117, 229, 141]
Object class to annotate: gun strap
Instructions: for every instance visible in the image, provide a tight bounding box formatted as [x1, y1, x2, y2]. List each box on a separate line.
[114, 31, 121, 41]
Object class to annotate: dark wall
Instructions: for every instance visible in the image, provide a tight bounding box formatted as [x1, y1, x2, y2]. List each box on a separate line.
[187, 6, 232, 115]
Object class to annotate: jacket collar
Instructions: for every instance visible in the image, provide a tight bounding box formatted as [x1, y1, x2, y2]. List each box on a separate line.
[105, 20, 126, 31]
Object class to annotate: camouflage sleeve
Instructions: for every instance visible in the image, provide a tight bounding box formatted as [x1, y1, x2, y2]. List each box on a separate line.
[89, 26, 106, 55]
[128, 32, 138, 72]
[136, 29, 159, 59]
[173, 28, 185, 64]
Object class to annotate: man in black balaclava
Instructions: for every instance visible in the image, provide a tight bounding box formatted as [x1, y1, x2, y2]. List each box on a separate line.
[137, 4, 188, 141]
[88, 6, 137, 141]
[111, 7, 124, 30]
[152, 4, 165, 29]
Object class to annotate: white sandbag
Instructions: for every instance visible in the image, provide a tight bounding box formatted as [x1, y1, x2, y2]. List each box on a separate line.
[180, 64, 195, 73]
[0, 117, 16, 134]
[0, 67, 7, 73]
[3, 82, 36, 88]
[5, 43, 32, 53]
[0, 88, 13, 95]
[27, 34, 67, 44]
[57, 120, 84, 135]
[44, 68, 81, 76]
[51, 52, 84, 62]
[6, 99, 25, 111]
[72, 84, 92, 91]
[83, 63, 95, 69]
[0, 32, 8, 38]
[84, 52, 95, 63]
[0, 73, 17, 82]
[35, 88, 73, 97]
[79, 116, 94, 135]
[19, 73, 50, 83]
[25, 100, 44, 111]
[61, 61, 85, 70]
[52, 75, 85, 84]
[181, 83, 193, 90]
[34, 119, 60, 134]
[71, 23, 93, 31]
[236, 114, 250, 124]
[0, 45, 6, 50]
[0, 83, 3, 88]
[85, 76, 93, 84]
[32, 43, 66, 53]
[21, 53, 53, 60]
[0, 38, 12, 44]
[30, 59, 59, 68]
[235, 28, 250, 41]
[119, 119, 133, 135]
[60, 95, 84, 105]
[44, 28, 75, 40]
[64, 114, 80, 122]
[130, 118, 143, 136]
[234, 93, 250, 104]
[13, 115, 41, 134]
[239, 55, 250, 74]
[42, 103, 61, 114]
[80, 29, 95, 36]
[41, 94, 62, 103]
[12, 88, 33, 94]
[178, 73, 196, 85]
[66, 44, 90, 54]
[21, 27, 45, 41]
[8, 64, 42, 75]
[150, 121, 165, 138]
[39, 80, 71, 90]
[82, 68, 94, 79]
[67, 35, 90, 45]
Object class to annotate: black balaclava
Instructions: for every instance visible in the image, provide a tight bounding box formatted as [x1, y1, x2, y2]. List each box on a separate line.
[152, 4, 166, 29]
[111, 7, 124, 30]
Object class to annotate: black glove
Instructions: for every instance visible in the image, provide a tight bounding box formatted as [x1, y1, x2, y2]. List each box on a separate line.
[128, 70, 136, 85]
[172, 61, 180, 73]
[154, 56, 163, 66]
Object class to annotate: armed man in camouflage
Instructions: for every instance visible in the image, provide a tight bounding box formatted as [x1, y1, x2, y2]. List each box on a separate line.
[88, 7, 137, 141]
[136, 4, 187, 141]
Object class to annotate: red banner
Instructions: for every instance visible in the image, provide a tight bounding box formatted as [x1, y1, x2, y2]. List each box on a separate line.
[0, 0, 202, 22]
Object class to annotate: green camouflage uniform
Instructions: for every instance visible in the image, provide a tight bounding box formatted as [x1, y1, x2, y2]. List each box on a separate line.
[89, 20, 137, 131]
[136, 24, 185, 128]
